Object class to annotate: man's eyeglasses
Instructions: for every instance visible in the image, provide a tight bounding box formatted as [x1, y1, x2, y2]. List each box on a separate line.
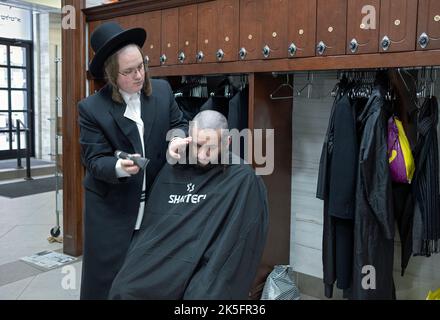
[118, 62, 146, 77]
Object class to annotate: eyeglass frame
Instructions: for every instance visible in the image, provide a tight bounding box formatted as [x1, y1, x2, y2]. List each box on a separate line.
[118, 61, 148, 78]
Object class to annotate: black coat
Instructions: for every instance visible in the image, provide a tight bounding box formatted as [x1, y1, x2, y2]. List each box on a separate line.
[109, 154, 269, 300]
[78, 79, 188, 299]
[351, 81, 395, 300]
[317, 87, 358, 298]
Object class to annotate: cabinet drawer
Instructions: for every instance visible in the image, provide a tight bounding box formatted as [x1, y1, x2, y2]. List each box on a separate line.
[379, 0, 418, 52]
[347, 0, 380, 54]
[178, 5, 198, 64]
[161, 8, 179, 65]
[417, 0, 440, 50]
[316, 0, 348, 56]
[239, 0, 263, 61]
[287, 0, 317, 58]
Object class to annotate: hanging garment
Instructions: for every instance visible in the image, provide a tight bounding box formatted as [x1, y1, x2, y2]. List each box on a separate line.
[412, 96, 440, 256]
[200, 96, 230, 119]
[317, 79, 359, 298]
[108, 154, 269, 300]
[175, 96, 208, 121]
[228, 88, 249, 131]
[351, 74, 395, 300]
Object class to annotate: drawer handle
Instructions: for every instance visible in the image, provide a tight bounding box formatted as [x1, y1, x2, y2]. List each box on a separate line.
[381, 36, 391, 51]
[178, 51, 186, 63]
[262, 45, 271, 58]
[159, 54, 167, 65]
[288, 43, 297, 57]
[144, 55, 150, 65]
[419, 32, 430, 49]
[239, 47, 247, 60]
[196, 51, 204, 62]
[216, 49, 225, 61]
[317, 41, 327, 55]
[350, 38, 359, 53]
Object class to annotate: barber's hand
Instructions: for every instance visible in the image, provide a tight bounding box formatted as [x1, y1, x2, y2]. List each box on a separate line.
[168, 137, 192, 160]
[121, 153, 141, 175]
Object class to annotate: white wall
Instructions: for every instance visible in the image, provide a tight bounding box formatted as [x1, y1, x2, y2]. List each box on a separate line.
[290, 71, 440, 300]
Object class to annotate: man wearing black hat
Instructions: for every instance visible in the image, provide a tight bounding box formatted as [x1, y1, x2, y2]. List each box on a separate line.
[78, 22, 189, 299]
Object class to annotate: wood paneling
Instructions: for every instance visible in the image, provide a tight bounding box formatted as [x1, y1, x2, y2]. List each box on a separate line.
[250, 73, 292, 299]
[143, 11, 162, 67]
[379, 0, 418, 52]
[316, 0, 348, 56]
[239, 0, 263, 60]
[62, 0, 86, 257]
[178, 5, 198, 64]
[347, 0, 380, 54]
[161, 8, 179, 65]
[216, 0, 240, 62]
[147, 50, 440, 77]
[417, 0, 440, 50]
[83, 0, 212, 21]
[287, 0, 317, 58]
[197, 1, 218, 63]
[261, 0, 288, 59]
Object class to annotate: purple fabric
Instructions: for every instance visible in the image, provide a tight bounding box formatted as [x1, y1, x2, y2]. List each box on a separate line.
[387, 117, 408, 183]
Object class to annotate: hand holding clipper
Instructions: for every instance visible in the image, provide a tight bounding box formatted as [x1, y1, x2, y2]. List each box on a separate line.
[115, 150, 150, 171]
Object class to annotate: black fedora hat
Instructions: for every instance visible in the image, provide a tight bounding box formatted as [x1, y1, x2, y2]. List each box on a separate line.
[89, 22, 147, 78]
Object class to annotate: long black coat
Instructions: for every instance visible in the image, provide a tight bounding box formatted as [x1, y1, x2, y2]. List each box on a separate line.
[78, 79, 187, 299]
[351, 82, 395, 300]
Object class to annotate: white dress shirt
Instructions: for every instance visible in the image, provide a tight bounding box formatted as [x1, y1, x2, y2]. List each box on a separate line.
[115, 89, 146, 230]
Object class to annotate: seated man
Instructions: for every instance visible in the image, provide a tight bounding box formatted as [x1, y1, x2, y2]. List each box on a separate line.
[109, 110, 269, 300]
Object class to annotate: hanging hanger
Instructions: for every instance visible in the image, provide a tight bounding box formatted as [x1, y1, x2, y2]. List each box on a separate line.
[270, 74, 294, 100]
[397, 68, 420, 108]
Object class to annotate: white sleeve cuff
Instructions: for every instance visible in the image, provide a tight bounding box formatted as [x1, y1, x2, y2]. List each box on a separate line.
[115, 158, 131, 178]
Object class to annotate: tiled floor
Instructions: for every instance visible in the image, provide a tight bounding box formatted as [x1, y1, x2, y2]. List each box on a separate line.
[0, 180, 82, 300]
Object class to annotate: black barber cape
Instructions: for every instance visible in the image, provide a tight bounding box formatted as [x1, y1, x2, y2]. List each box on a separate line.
[109, 154, 269, 299]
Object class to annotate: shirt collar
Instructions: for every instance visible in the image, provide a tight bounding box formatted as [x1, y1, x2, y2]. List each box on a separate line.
[119, 88, 140, 104]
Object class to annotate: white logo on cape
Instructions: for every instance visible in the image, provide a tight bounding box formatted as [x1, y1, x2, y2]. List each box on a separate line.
[169, 183, 207, 204]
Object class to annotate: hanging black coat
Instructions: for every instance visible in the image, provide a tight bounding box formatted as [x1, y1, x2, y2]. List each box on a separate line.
[108, 154, 269, 300]
[351, 78, 395, 300]
[317, 84, 358, 298]
[78, 80, 188, 299]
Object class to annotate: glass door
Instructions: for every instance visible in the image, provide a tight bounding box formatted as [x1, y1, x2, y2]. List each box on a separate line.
[0, 38, 33, 159]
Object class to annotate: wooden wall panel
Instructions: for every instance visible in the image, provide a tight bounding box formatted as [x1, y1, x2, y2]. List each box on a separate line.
[249, 73, 292, 298]
[62, 0, 86, 257]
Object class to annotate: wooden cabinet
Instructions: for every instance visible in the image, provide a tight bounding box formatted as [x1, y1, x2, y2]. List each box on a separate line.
[142, 11, 161, 67]
[239, 0, 263, 60]
[287, 0, 317, 58]
[261, 0, 288, 59]
[161, 8, 179, 65]
[216, 0, 240, 62]
[316, 0, 347, 56]
[347, 0, 380, 54]
[417, 0, 440, 50]
[178, 5, 198, 64]
[379, 0, 418, 52]
[197, 2, 218, 63]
